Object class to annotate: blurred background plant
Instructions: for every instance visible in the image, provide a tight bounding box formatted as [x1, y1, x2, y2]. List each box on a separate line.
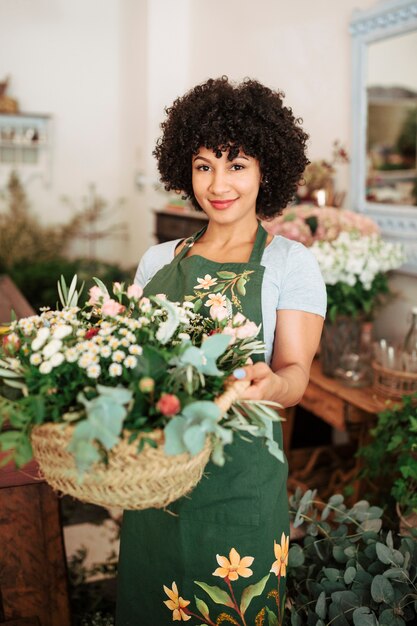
[0, 172, 134, 311]
[295, 139, 350, 207]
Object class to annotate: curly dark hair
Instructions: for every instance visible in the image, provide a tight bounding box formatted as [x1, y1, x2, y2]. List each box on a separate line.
[153, 76, 309, 218]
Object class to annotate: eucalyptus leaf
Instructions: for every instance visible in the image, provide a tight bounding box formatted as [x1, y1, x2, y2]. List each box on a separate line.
[370, 575, 395, 604]
[288, 544, 304, 567]
[164, 417, 188, 456]
[315, 590, 327, 619]
[352, 607, 378, 626]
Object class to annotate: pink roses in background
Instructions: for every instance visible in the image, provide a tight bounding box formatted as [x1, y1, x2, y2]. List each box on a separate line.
[263, 205, 379, 247]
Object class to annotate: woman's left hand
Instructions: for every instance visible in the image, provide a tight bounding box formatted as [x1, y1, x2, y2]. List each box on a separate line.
[232, 363, 285, 402]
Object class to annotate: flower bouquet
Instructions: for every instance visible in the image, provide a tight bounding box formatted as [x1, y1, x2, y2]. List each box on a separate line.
[265, 205, 404, 320]
[265, 205, 404, 376]
[0, 277, 283, 510]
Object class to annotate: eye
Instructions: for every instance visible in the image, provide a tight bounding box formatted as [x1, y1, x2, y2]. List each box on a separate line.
[231, 163, 245, 171]
[196, 164, 211, 172]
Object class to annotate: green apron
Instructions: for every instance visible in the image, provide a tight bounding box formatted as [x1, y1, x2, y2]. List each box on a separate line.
[116, 223, 289, 625]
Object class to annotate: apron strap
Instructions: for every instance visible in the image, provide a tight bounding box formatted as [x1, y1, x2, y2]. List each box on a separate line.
[175, 225, 208, 262]
[248, 222, 268, 264]
[176, 222, 267, 264]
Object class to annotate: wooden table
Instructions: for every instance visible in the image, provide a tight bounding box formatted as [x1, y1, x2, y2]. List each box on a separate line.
[283, 359, 392, 500]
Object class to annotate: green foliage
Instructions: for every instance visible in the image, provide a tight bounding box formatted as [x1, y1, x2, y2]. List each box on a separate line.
[5, 257, 134, 313]
[357, 394, 417, 516]
[67, 546, 116, 626]
[326, 272, 390, 322]
[285, 490, 417, 625]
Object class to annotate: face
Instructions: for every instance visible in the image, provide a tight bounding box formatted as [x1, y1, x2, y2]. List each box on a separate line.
[191, 147, 262, 224]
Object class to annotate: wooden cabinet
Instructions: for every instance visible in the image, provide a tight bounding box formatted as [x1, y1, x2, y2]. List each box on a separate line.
[154, 208, 208, 243]
[0, 278, 71, 625]
[0, 472, 71, 626]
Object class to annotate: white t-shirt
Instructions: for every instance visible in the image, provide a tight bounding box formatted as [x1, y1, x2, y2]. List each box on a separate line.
[134, 235, 327, 364]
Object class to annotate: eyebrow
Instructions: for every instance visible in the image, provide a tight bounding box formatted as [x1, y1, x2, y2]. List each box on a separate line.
[193, 154, 250, 162]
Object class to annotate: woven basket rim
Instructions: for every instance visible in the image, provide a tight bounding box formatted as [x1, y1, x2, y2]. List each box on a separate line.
[372, 360, 417, 381]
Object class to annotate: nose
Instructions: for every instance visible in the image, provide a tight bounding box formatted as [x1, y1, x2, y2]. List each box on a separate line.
[208, 168, 231, 196]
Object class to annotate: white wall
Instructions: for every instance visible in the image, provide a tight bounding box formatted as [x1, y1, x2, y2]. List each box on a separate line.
[1, 0, 416, 336]
[0, 0, 149, 266]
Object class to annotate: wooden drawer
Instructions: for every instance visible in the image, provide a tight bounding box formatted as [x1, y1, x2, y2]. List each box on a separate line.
[301, 382, 346, 431]
[155, 212, 208, 243]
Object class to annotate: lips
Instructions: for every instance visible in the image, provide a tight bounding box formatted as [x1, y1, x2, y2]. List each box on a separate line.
[209, 199, 237, 210]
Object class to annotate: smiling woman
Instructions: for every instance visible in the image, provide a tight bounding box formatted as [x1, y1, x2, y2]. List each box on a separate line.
[116, 77, 327, 625]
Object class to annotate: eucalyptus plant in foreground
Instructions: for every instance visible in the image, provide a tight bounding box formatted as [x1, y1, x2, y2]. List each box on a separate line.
[285, 489, 417, 626]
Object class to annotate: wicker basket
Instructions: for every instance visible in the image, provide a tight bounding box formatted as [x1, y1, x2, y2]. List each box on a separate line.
[372, 360, 417, 399]
[30, 379, 249, 510]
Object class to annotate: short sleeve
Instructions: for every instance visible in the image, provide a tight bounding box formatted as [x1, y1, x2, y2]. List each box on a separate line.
[278, 242, 327, 317]
[134, 248, 153, 288]
[133, 240, 180, 288]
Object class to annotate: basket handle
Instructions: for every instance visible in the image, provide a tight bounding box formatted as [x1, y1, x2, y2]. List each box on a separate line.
[214, 379, 251, 415]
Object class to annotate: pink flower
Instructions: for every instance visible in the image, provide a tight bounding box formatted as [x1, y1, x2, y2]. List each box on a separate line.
[236, 321, 259, 339]
[232, 312, 246, 326]
[88, 286, 108, 305]
[2, 333, 21, 355]
[210, 305, 228, 321]
[127, 284, 143, 300]
[156, 393, 181, 416]
[101, 299, 125, 317]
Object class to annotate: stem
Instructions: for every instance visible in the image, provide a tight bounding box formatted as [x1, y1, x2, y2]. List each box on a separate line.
[183, 608, 216, 626]
[276, 573, 281, 625]
[225, 577, 248, 626]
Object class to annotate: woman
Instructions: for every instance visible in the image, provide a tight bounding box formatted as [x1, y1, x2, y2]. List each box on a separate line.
[116, 77, 326, 624]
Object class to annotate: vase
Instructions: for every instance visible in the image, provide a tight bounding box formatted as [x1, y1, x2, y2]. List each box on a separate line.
[320, 316, 362, 377]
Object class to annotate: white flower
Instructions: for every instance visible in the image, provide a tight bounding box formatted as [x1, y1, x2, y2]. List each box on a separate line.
[39, 361, 53, 374]
[128, 344, 143, 355]
[100, 345, 112, 358]
[42, 339, 63, 359]
[30, 353, 42, 366]
[109, 363, 122, 377]
[178, 333, 190, 341]
[50, 353, 65, 368]
[65, 348, 79, 363]
[31, 327, 50, 351]
[87, 364, 101, 379]
[124, 356, 137, 369]
[108, 337, 120, 350]
[52, 325, 73, 340]
[112, 350, 126, 363]
[78, 353, 96, 369]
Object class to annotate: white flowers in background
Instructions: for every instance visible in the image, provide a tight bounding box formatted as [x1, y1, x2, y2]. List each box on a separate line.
[311, 232, 404, 290]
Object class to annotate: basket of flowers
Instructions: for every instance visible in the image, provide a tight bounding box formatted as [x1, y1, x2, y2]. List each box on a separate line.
[0, 277, 283, 510]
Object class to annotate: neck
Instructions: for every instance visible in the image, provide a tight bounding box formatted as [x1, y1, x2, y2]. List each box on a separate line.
[203, 216, 259, 246]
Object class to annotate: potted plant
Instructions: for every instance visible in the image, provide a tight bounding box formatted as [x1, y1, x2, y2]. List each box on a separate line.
[285, 489, 417, 625]
[0, 276, 284, 510]
[356, 394, 417, 533]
